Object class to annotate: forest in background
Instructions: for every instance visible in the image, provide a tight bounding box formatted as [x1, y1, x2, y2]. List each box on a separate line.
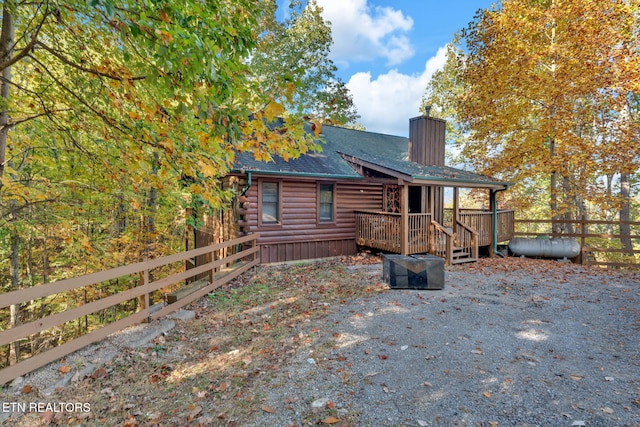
[0, 0, 358, 368]
[422, 0, 640, 255]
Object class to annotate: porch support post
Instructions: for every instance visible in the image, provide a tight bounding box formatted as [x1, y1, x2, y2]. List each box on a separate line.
[489, 189, 496, 257]
[452, 187, 459, 232]
[429, 186, 435, 218]
[421, 187, 428, 213]
[401, 183, 409, 255]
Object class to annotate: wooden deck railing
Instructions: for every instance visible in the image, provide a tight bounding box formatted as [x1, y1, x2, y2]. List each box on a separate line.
[454, 221, 479, 261]
[497, 210, 515, 243]
[430, 220, 453, 264]
[354, 211, 433, 255]
[355, 209, 515, 264]
[355, 211, 401, 252]
[458, 210, 492, 246]
[356, 210, 488, 263]
[408, 213, 433, 254]
[450, 209, 515, 245]
[0, 234, 260, 385]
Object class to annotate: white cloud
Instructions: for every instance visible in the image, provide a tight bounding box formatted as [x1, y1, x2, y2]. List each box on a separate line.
[346, 46, 448, 136]
[317, 0, 414, 66]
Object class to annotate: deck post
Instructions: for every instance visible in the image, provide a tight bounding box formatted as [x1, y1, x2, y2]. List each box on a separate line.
[429, 186, 435, 218]
[452, 187, 459, 238]
[401, 183, 409, 255]
[489, 190, 496, 257]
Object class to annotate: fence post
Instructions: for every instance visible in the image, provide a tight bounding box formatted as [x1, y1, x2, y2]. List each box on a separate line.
[251, 234, 262, 264]
[136, 268, 151, 322]
[143, 269, 150, 322]
[252, 234, 258, 264]
[580, 214, 586, 265]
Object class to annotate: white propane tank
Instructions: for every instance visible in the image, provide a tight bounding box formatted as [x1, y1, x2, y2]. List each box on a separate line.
[508, 237, 581, 259]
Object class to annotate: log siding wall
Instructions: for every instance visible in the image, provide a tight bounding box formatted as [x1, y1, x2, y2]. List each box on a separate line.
[242, 176, 383, 263]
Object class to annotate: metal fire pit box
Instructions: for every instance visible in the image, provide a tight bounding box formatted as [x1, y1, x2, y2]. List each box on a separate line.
[382, 254, 445, 290]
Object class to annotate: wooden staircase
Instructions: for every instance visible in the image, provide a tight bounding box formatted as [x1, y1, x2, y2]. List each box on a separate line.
[451, 245, 477, 264]
[430, 220, 478, 265]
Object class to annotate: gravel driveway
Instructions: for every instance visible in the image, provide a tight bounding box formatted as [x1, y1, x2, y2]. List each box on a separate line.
[254, 258, 640, 427]
[2, 257, 638, 427]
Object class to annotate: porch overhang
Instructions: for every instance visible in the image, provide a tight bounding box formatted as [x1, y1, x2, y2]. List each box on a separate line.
[411, 176, 512, 191]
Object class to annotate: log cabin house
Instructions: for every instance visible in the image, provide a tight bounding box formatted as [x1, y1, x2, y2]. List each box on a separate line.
[194, 115, 514, 265]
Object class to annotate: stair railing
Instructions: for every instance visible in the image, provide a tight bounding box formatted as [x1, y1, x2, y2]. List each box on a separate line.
[430, 220, 454, 265]
[455, 220, 479, 260]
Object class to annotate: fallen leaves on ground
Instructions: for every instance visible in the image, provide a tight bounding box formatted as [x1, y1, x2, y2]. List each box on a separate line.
[91, 367, 107, 380]
[7, 255, 638, 427]
[261, 405, 277, 414]
[7, 256, 385, 427]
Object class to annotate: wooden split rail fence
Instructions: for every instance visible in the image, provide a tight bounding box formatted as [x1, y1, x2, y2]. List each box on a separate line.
[0, 234, 260, 386]
[514, 218, 640, 269]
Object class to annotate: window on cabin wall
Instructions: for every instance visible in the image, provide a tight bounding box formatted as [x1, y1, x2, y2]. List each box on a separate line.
[317, 183, 335, 223]
[259, 181, 281, 226]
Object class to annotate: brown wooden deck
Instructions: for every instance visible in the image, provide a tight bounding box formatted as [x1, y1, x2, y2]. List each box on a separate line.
[354, 211, 433, 254]
[355, 210, 514, 264]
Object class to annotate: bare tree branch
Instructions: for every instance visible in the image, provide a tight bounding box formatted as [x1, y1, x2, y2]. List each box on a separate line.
[0, 195, 60, 224]
[2, 108, 70, 130]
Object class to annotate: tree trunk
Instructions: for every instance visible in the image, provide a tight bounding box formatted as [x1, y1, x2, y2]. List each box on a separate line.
[562, 175, 574, 234]
[139, 152, 159, 310]
[3, 4, 22, 365]
[549, 138, 562, 234]
[43, 231, 49, 284]
[116, 192, 127, 236]
[605, 173, 615, 234]
[619, 172, 633, 256]
[26, 233, 34, 286]
[0, 1, 14, 185]
[145, 152, 159, 251]
[9, 202, 20, 365]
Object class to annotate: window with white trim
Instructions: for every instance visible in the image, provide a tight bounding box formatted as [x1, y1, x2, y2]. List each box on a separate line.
[318, 183, 335, 223]
[260, 181, 281, 225]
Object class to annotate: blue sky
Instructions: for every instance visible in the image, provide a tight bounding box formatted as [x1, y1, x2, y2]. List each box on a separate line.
[280, 1, 498, 136]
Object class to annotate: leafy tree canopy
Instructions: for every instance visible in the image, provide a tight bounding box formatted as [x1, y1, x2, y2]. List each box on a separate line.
[423, 0, 640, 224]
[0, 0, 358, 285]
[251, 0, 359, 126]
[1, 0, 326, 216]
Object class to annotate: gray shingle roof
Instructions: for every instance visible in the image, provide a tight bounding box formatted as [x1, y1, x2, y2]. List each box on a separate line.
[232, 124, 510, 188]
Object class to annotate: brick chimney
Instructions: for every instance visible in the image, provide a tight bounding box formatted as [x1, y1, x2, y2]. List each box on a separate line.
[408, 115, 446, 166]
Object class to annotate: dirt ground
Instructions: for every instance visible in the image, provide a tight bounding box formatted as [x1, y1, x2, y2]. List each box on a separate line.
[2, 256, 639, 427]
